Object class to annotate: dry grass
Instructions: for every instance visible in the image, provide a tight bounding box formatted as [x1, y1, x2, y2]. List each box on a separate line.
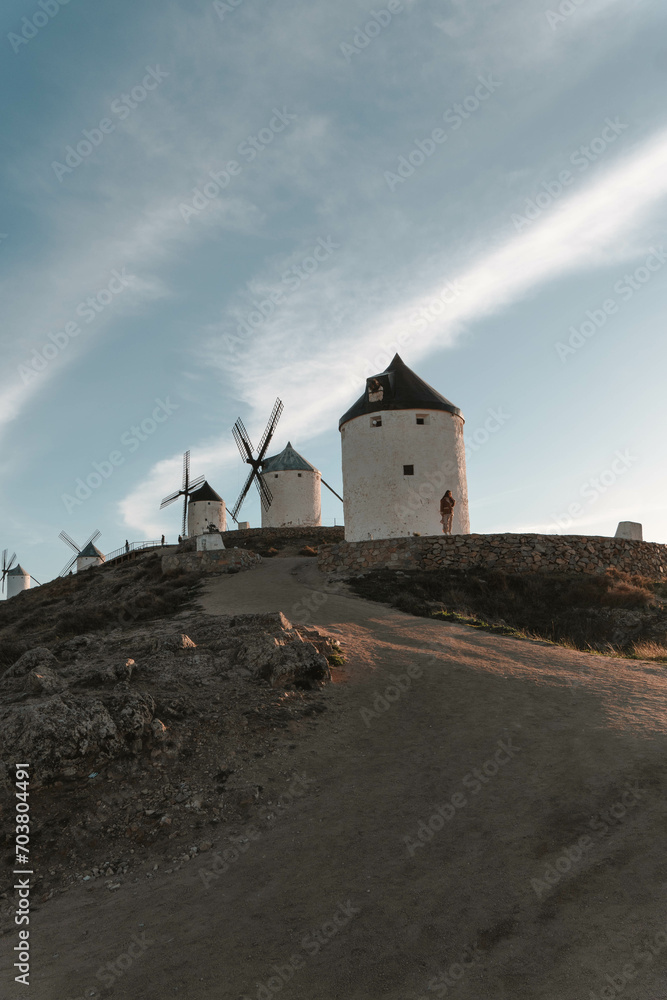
[350, 567, 666, 655]
[0, 552, 201, 671]
[630, 640, 667, 662]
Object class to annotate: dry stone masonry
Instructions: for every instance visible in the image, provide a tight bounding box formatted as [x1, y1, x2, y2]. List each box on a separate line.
[162, 547, 260, 575]
[318, 533, 667, 578]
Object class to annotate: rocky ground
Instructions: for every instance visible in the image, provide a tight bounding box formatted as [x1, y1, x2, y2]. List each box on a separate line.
[3, 554, 667, 999]
[0, 550, 340, 914]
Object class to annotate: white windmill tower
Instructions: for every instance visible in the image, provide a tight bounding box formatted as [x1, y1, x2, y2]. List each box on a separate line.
[230, 400, 342, 528]
[58, 530, 105, 575]
[2, 550, 40, 599]
[258, 443, 322, 528]
[339, 353, 470, 541]
[187, 481, 227, 536]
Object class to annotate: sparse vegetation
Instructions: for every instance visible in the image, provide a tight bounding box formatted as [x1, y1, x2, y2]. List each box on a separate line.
[630, 640, 667, 662]
[349, 567, 667, 656]
[0, 552, 201, 662]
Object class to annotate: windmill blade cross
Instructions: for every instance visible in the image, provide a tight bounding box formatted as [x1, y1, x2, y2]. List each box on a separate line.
[160, 451, 204, 537]
[59, 530, 80, 553]
[2, 549, 17, 574]
[0, 550, 13, 592]
[231, 400, 283, 521]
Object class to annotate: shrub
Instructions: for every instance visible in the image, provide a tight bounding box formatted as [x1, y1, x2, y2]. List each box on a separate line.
[349, 567, 662, 655]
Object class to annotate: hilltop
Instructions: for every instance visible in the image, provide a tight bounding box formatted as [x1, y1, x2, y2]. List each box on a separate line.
[1, 546, 667, 999]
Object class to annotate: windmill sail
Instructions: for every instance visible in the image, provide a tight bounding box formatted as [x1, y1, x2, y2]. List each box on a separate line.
[57, 530, 103, 576]
[160, 450, 205, 537]
[1, 549, 17, 593]
[230, 399, 283, 523]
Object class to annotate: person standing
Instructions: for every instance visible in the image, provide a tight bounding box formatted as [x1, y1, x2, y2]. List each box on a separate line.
[440, 490, 455, 535]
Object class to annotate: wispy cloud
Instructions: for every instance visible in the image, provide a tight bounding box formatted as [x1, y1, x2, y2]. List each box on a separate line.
[120, 126, 667, 533]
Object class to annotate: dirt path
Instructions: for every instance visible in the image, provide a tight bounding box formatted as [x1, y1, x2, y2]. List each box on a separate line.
[15, 558, 667, 999]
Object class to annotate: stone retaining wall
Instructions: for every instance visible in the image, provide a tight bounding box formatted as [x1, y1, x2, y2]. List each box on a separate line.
[162, 548, 261, 575]
[318, 533, 667, 579]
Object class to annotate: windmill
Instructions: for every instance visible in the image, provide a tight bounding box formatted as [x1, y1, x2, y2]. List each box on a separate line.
[160, 450, 205, 538]
[230, 398, 284, 524]
[58, 529, 103, 576]
[1, 549, 16, 593]
[2, 551, 41, 598]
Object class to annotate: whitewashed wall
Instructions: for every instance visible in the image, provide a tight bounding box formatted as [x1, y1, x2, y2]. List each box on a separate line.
[188, 500, 227, 536]
[77, 555, 104, 572]
[340, 408, 469, 542]
[260, 469, 321, 528]
[7, 572, 30, 598]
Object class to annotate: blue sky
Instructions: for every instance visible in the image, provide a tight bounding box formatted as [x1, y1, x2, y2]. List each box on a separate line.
[1, 0, 666, 588]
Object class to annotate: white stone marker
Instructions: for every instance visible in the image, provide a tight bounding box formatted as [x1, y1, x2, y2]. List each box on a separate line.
[615, 521, 643, 541]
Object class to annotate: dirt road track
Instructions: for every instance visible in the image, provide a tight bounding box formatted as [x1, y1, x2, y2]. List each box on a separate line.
[15, 558, 667, 999]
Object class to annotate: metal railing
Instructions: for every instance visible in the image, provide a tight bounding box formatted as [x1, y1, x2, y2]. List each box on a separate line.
[104, 539, 165, 563]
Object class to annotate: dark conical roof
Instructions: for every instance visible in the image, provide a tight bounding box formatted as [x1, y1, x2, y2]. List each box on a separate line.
[79, 542, 104, 559]
[261, 442, 318, 473]
[7, 564, 29, 577]
[189, 481, 223, 503]
[339, 353, 461, 429]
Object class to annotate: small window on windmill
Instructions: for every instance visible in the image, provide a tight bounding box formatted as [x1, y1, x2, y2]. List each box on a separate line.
[416, 414, 430, 425]
[403, 465, 414, 476]
[274, 474, 279, 478]
[298, 473, 302, 477]
[367, 378, 384, 403]
[371, 416, 382, 427]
